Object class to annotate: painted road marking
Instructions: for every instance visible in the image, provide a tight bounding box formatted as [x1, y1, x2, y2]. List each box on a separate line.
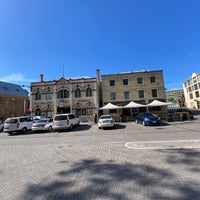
[125, 140, 200, 150]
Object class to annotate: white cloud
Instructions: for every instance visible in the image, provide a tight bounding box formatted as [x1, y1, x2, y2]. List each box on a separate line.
[0, 72, 35, 83]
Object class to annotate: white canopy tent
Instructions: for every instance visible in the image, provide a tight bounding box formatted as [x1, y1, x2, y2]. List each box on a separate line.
[147, 100, 170, 107]
[99, 102, 121, 110]
[123, 101, 146, 108]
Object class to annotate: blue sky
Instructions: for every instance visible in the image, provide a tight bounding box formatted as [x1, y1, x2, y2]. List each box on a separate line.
[1, 0, 200, 91]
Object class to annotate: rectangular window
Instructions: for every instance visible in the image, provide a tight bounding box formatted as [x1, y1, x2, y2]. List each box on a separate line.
[110, 92, 116, 100]
[152, 89, 158, 97]
[188, 87, 192, 92]
[137, 77, 143, 84]
[124, 91, 129, 99]
[150, 76, 156, 83]
[194, 84, 198, 90]
[123, 79, 128, 85]
[138, 90, 144, 98]
[193, 77, 197, 84]
[195, 91, 199, 98]
[189, 93, 193, 99]
[110, 80, 115, 86]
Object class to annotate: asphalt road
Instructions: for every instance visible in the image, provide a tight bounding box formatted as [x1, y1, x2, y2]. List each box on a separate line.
[0, 116, 200, 200]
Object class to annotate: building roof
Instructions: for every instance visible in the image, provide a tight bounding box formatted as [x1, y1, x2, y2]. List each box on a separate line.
[101, 69, 163, 77]
[0, 81, 28, 97]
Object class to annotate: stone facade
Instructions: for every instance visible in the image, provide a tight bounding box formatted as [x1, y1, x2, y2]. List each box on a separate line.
[30, 72, 100, 118]
[183, 72, 200, 109]
[0, 94, 29, 121]
[100, 70, 166, 120]
[101, 70, 166, 105]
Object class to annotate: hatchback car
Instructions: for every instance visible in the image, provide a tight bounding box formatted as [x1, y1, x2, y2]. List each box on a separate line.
[135, 112, 160, 126]
[98, 115, 115, 129]
[32, 118, 53, 132]
[4, 116, 34, 135]
[53, 113, 80, 131]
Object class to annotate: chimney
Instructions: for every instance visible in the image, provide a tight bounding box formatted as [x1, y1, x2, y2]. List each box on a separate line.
[96, 69, 100, 83]
[40, 74, 44, 82]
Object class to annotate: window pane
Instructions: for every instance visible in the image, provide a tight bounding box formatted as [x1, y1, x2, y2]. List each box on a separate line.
[86, 87, 92, 97]
[150, 76, 156, 83]
[75, 88, 81, 98]
[152, 89, 157, 97]
[110, 92, 116, 100]
[110, 80, 115, 86]
[124, 91, 129, 99]
[138, 90, 144, 98]
[35, 91, 41, 100]
[123, 79, 128, 85]
[46, 90, 52, 100]
[137, 77, 143, 84]
[195, 91, 199, 98]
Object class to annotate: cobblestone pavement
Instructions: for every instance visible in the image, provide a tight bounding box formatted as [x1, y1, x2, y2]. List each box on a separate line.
[0, 117, 200, 200]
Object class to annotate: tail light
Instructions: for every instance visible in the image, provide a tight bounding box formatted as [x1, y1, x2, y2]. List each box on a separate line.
[66, 119, 69, 125]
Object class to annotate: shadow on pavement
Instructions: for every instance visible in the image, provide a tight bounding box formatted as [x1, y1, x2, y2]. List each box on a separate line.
[19, 151, 200, 200]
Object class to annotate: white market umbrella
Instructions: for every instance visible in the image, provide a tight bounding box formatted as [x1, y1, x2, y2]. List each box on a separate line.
[124, 101, 146, 108]
[99, 102, 121, 110]
[147, 100, 170, 107]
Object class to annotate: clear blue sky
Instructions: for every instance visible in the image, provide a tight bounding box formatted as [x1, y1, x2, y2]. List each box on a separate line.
[1, 0, 200, 91]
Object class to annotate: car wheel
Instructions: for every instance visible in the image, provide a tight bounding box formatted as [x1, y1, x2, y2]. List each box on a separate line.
[22, 127, 27, 133]
[69, 124, 73, 130]
[48, 126, 53, 132]
[142, 121, 146, 126]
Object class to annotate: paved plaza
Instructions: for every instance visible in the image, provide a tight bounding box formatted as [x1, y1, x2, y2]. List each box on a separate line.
[0, 117, 200, 200]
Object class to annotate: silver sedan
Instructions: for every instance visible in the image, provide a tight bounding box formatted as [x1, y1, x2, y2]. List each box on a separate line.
[98, 115, 115, 129]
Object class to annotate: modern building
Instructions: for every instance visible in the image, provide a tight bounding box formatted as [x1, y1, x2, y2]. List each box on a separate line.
[100, 70, 166, 119]
[30, 70, 100, 119]
[0, 81, 29, 121]
[165, 89, 185, 108]
[183, 72, 200, 109]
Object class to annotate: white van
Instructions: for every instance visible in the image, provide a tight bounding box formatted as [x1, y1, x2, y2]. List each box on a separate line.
[53, 113, 80, 131]
[4, 116, 34, 135]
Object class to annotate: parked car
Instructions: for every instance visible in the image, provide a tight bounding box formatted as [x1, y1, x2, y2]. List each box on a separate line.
[0, 121, 4, 131]
[98, 115, 115, 129]
[53, 113, 80, 131]
[3, 116, 34, 135]
[135, 112, 160, 126]
[32, 118, 53, 132]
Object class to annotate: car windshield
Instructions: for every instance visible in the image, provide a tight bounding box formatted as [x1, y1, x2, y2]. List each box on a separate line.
[100, 115, 112, 119]
[143, 113, 154, 117]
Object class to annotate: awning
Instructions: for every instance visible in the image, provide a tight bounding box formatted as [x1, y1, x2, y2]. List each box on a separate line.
[123, 101, 146, 108]
[147, 100, 170, 107]
[99, 103, 121, 110]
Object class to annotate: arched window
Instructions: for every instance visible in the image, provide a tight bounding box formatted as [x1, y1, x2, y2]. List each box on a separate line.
[35, 90, 41, 100]
[75, 88, 81, 98]
[57, 89, 69, 99]
[86, 87, 92, 97]
[35, 108, 41, 116]
[46, 89, 52, 100]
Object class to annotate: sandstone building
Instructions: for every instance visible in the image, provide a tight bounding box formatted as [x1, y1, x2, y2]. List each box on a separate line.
[183, 72, 200, 109]
[100, 70, 166, 119]
[0, 81, 29, 121]
[30, 70, 100, 118]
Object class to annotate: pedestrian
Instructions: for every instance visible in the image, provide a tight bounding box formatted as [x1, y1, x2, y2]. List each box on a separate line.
[94, 113, 97, 123]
